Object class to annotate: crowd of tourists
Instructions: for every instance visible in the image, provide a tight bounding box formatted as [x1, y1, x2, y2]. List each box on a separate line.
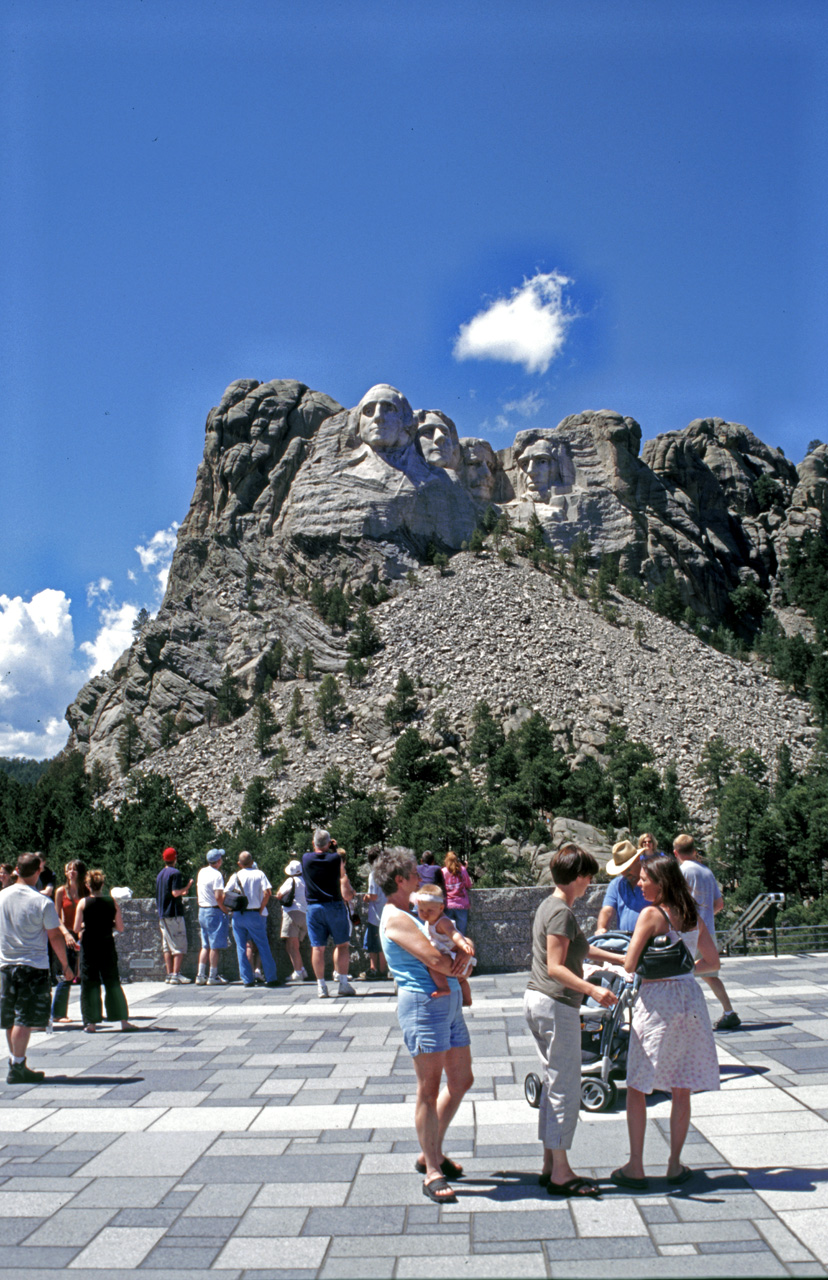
[0, 827, 737, 1206]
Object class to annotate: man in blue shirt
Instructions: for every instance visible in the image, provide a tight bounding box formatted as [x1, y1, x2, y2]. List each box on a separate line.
[595, 840, 648, 934]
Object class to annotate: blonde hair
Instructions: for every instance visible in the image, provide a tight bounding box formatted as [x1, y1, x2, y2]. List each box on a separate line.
[86, 869, 106, 892]
[414, 884, 444, 906]
[444, 850, 461, 876]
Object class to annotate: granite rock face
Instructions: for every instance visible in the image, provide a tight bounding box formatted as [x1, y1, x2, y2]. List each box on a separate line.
[66, 378, 824, 792]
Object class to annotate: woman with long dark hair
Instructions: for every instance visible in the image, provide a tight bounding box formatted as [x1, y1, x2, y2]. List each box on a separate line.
[442, 850, 472, 935]
[74, 870, 135, 1033]
[613, 855, 720, 1191]
[51, 859, 87, 1022]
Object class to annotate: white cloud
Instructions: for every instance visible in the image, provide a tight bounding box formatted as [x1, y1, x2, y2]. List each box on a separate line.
[136, 523, 179, 593]
[502, 389, 546, 418]
[0, 590, 84, 759]
[453, 271, 574, 374]
[80, 601, 139, 676]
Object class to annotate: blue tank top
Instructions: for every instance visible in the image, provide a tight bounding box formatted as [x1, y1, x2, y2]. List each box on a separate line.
[380, 905, 459, 994]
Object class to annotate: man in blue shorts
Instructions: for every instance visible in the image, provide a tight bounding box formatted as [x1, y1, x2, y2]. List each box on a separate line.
[302, 830, 356, 999]
[595, 840, 648, 934]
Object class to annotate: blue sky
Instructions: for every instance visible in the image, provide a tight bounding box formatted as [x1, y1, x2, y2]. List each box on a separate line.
[2, 0, 827, 758]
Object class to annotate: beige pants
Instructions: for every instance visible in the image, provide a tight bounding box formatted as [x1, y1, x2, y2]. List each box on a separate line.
[523, 989, 581, 1150]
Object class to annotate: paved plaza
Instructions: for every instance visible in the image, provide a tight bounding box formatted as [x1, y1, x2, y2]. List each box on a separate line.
[1, 954, 827, 1279]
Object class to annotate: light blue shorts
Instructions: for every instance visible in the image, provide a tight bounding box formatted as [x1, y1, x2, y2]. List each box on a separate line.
[198, 906, 229, 950]
[396, 985, 471, 1057]
[307, 901, 351, 948]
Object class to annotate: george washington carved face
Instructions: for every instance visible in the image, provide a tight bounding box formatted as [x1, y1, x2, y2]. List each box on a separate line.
[356, 385, 415, 455]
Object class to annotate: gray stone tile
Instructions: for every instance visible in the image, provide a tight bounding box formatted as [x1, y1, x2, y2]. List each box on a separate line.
[305, 1206, 405, 1235]
[319, 1257, 396, 1279]
[473, 1209, 576, 1242]
[22, 1207, 117, 1247]
[70, 1178, 178, 1207]
[234, 1208, 308, 1236]
[139, 1245, 223, 1268]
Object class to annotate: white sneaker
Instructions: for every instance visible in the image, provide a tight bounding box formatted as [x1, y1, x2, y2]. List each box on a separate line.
[338, 980, 357, 997]
[317, 980, 329, 999]
[207, 975, 228, 985]
[195, 974, 207, 985]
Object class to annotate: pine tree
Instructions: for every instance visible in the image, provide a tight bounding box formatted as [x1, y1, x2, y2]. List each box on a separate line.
[384, 670, 419, 732]
[216, 666, 245, 724]
[316, 675, 345, 731]
[253, 696, 279, 754]
[348, 605, 382, 659]
[286, 688, 303, 735]
[116, 713, 142, 774]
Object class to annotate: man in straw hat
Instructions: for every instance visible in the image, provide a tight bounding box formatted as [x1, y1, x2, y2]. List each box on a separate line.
[595, 840, 648, 934]
[275, 859, 308, 983]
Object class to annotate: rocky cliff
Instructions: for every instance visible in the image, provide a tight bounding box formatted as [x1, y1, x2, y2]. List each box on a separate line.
[65, 377, 826, 800]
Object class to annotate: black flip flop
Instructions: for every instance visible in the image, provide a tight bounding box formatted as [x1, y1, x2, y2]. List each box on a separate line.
[547, 1176, 602, 1199]
[610, 1168, 649, 1191]
[422, 1176, 457, 1203]
[414, 1157, 464, 1179]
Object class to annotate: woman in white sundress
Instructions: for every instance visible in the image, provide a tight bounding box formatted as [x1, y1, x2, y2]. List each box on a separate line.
[611, 855, 721, 1192]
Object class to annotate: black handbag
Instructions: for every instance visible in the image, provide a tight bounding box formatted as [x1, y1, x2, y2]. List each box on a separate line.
[635, 933, 695, 980]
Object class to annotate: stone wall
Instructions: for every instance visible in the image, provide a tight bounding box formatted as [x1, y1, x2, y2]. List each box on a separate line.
[114, 885, 605, 981]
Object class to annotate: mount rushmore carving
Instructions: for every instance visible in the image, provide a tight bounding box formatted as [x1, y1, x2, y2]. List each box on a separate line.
[66, 375, 825, 773]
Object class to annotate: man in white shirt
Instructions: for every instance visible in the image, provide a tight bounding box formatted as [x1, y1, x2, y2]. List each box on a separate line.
[0, 852, 73, 1083]
[196, 849, 229, 986]
[225, 851, 279, 987]
[275, 859, 308, 983]
[674, 833, 740, 1030]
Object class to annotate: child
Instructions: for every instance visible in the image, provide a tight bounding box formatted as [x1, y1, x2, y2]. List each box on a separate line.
[413, 884, 475, 1006]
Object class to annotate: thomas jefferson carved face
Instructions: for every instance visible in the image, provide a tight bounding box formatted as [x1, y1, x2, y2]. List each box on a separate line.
[415, 411, 461, 470]
[460, 438, 497, 502]
[356, 385, 415, 455]
[517, 440, 559, 502]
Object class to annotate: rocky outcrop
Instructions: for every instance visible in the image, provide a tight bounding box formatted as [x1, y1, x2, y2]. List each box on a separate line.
[66, 378, 825, 787]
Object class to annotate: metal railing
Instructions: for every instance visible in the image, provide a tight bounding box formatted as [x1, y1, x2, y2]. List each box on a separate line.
[721, 920, 828, 958]
[719, 893, 786, 954]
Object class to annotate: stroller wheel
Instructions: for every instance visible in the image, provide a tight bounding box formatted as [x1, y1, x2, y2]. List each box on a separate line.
[580, 1077, 617, 1112]
[524, 1072, 542, 1109]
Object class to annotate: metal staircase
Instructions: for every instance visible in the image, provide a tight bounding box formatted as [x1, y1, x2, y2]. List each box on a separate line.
[719, 892, 785, 954]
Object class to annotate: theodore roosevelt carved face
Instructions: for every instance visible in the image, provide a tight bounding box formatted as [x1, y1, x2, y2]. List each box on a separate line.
[460, 438, 498, 503]
[356, 385, 415, 455]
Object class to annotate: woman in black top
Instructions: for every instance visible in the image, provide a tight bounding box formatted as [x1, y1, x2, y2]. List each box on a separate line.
[74, 869, 135, 1033]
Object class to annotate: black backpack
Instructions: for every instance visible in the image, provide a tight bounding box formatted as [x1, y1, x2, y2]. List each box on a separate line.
[223, 875, 249, 913]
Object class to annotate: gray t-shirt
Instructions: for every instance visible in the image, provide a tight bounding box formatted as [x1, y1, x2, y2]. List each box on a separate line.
[366, 872, 386, 927]
[527, 894, 588, 1008]
[0, 884, 60, 968]
[680, 860, 721, 940]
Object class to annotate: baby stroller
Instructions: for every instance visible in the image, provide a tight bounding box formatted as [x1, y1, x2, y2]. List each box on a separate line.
[524, 931, 639, 1113]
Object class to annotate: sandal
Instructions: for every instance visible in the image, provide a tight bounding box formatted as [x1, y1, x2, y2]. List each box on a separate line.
[547, 1176, 601, 1199]
[422, 1176, 457, 1204]
[414, 1157, 464, 1179]
[610, 1167, 649, 1191]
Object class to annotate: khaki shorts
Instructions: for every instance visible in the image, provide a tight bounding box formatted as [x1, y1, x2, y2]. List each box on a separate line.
[159, 917, 188, 955]
[280, 912, 308, 941]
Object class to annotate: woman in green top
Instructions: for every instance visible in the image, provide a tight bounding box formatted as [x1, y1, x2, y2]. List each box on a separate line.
[524, 844, 628, 1198]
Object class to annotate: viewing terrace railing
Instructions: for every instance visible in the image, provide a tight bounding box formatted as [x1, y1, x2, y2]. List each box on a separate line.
[721, 921, 828, 958]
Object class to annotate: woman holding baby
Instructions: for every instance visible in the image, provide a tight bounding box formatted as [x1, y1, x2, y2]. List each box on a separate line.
[375, 847, 475, 1206]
